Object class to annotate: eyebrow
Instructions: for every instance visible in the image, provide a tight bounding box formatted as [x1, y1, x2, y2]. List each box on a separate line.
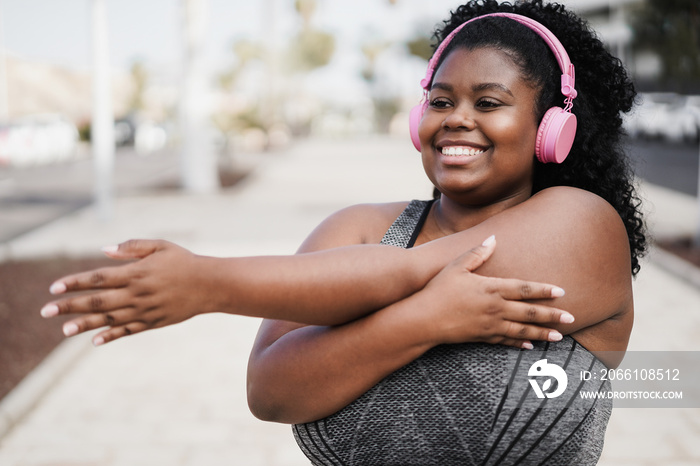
[473, 82, 514, 96]
[430, 81, 513, 97]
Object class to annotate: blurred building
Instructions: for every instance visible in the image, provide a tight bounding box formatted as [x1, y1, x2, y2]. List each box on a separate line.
[1, 53, 134, 124]
[567, 0, 646, 76]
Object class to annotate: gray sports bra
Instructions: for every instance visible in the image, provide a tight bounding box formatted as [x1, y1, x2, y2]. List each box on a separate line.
[293, 200, 612, 466]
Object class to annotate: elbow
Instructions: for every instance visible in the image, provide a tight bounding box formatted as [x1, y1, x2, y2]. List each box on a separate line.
[247, 372, 308, 424]
[247, 378, 325, 425]
[246, 375, 287, 423]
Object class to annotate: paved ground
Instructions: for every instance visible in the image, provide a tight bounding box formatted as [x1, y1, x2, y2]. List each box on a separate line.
[0, 135, 699, 465]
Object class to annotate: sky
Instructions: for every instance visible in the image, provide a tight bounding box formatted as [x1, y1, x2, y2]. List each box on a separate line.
[0, 0, 609, 114]
[0, 0, 464, 70]
[0, 0, 473, 109]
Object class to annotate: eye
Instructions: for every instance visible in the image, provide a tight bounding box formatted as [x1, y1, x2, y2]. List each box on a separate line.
[476, 98, 501, 109]
[429, 97, 452, 109]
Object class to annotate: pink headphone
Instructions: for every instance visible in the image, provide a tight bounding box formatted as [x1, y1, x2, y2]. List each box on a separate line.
[409, 12, 577, 164]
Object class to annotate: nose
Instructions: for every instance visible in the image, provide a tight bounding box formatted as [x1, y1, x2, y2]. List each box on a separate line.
[442, 104, 477, 131]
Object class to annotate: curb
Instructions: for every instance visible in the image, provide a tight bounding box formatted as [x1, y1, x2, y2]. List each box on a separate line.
[649, 245, 700, 289]
[0, 335, 92, 441]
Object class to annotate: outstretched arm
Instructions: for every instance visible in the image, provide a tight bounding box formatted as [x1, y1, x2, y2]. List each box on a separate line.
[41, 210, 567, 346]
[42, 186, 631, 349]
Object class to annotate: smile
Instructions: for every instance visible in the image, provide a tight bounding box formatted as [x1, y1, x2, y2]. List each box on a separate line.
[440, 146, 485, 156]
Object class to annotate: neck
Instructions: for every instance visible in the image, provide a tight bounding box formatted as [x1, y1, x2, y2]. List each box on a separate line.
[431, 190, 531, 236]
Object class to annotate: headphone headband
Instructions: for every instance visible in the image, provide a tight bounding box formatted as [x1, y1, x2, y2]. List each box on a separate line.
[420, 13, 576, 100]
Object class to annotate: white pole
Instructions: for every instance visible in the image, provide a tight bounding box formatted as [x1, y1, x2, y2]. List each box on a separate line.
[695, 139, 700, 247]
[0, 0, 9, 121]
[91, 0, 115, 221]
[179, 0, 218, 193]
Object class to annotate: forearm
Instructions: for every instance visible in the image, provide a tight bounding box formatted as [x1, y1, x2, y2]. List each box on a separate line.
[247, 291, 437, 424]
[203, 243, 448, 325]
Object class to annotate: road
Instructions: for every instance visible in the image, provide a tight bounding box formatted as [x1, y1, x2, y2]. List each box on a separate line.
[627, 138, 699, 197]
[0, 148, 182, 244]
[0, 138, 698, 244]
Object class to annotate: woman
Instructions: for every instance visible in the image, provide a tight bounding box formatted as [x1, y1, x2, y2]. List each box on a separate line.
[42, 0, 645, 464]
[245, 2, 645, 463]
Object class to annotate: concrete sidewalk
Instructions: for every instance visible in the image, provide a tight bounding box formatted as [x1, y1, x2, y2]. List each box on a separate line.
[0, 136, 699, 465]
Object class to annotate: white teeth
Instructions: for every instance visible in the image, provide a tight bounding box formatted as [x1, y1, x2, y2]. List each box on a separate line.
[441, 146, 485, 156]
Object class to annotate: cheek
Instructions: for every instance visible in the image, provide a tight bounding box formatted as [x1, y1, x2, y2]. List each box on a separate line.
[495, 113, 537, 143]
[417, 109, 440, 148]
[421, 148, 438, 185]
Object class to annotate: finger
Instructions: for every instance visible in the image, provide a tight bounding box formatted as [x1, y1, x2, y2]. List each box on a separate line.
[456, 235, 497, 272]
[491, 277, 566, 301]
[62, 308, 147, 337]
[41, 289, 135, 318]
[93, 322, 150, 346]
[48, 264, 134, 295]
[101, 239, 169, 260]
[502, 321, 564, 343]
[504, 301, 575, 325]
[497, 338, 534, 350]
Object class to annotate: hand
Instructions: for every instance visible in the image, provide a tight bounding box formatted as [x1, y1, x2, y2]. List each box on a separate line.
[419, 236, 573, 349]
[40, 239, 213, 346]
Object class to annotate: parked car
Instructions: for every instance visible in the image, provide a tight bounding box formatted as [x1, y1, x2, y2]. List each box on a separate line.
[623, 93, 700, 144]
[0, 114, 79, 167]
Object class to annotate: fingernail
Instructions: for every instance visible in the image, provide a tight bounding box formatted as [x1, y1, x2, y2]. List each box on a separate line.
[482, 235, 496, 247]
[50, 282, 67, 295]
[551, 287, 565, 298]
[549, 331, 563, 341]
[40, 304, 59, 318]
[101, 245, 119, 254]
[93, 336, 105, 347]
[522, 342, 534, 350]
[63, 322, 79, 337]
[560, 312, 575, 324]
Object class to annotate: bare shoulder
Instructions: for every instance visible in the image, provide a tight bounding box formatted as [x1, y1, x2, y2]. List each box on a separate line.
[297, 201, 411, 253]
[530, 186, 622, 219]
[504, 186, 628, 249]
[506, 185, 631, 281]
[529, 186, 630, 262]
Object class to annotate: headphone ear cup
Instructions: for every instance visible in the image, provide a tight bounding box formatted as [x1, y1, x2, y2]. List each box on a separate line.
[409, 101, 427, 151]
[535, 107, 577, 164]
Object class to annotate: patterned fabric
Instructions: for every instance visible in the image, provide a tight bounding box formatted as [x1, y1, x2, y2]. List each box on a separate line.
[293, 200, 612, 466]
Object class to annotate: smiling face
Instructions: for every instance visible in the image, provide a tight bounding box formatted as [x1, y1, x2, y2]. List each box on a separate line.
[419, 46, 540, 208]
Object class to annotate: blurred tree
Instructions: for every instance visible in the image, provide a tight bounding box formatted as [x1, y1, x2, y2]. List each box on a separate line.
[631, 0, 700, 91]
[289, 0, 335, 71]
[214, 38, 265, 143]
[361, 40, 391, 82]
[216, 0, 335, 143]
[361, 39, 400, 132]
[295, 0, 315, 26]
[406, 35, 433, 61]
[128, 60, 148, 113]
[218, 39, 264, 92]
[289, 29, 335, 71]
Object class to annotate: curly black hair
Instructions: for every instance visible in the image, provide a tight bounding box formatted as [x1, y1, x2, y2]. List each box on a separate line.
[428, 0, 647, 275]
